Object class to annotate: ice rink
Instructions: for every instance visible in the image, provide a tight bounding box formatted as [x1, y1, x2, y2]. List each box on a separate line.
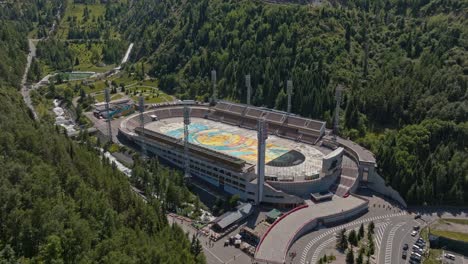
[145, 117, 328, 180]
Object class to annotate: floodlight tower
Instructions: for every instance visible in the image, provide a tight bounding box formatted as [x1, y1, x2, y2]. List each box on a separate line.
[183, 105, 191, 178]
[211, 70, 217, 104]
[104, 88, 113, 143]
[287, 80, 293, 113]
[333, 84, 344, 141]
[138, 96, 146, 157]
[246, 74, 252, 105]
[257, 119, 268, 204]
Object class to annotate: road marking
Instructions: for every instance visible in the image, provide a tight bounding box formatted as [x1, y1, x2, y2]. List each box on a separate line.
[374, 221, 390, 254]
[309, 236, 336, 264]
[299, 212, 406, 264]
[225, 253, 243, 264]
[384, 222, 406, 264]
[397, 223, 412, 264]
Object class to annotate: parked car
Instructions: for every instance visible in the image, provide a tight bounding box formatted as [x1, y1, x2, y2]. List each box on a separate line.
[414, 214, 422, 219]
[403, 243, 409, 250]
[410, 255, 421, 262]
[444, 253, 456, 260]
[402, 251, 407, 259]
[413, 225, 420, 231]
[411, 230, 418, 236]
[415, 241, 425, 248]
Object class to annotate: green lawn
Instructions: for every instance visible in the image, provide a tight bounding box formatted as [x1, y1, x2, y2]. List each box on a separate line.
[430, 230, 468, 242]
[127, 86, 173, 103]
[130, 93, 173, 104]
[94, 93, 123, 103]
[423, 248, 442, 264]
[81, 75, 141, 94]
[442, 218, 468, 226]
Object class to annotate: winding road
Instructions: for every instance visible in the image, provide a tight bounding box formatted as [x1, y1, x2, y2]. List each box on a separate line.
[21, 39, 38, 120]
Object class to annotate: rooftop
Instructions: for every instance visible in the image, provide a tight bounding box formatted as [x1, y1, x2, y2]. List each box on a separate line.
[213, 203, 254, 230]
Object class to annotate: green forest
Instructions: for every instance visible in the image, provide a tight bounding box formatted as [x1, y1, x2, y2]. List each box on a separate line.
[119, 0, 467, 205]
[0, 1, 204, 263]
[0, 0, 466, 261]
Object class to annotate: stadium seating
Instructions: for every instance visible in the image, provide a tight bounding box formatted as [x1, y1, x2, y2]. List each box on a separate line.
[264, 112, 286, 124]
[307, 120, 324, 131]
[245, 107, 264, 119]
[300, 134, 317, 145]
[190, 108, 209, 118]
[240, 118, 257, 129]
[285, 116, 308, 128]
[222, 113, 241, 126]
[139, 101, 326, 147]
[229, 104, 247, 116]
[214, 101, 231, 111]
[170, 107, 183, 117]
[277, 127, 299, 140]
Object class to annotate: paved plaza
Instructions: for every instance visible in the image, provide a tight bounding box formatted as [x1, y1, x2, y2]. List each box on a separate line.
[255, 196, 366, 263]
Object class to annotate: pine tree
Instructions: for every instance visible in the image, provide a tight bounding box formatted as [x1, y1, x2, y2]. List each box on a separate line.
[368, 238, 375, 256]
[356, 251, 363, 264]
[348, 230, 358, 247]
[336, 228, 348, 251]
[368, 222, 375, 234]
[346, 249, 354, 264]
[358, 223, 364, 240]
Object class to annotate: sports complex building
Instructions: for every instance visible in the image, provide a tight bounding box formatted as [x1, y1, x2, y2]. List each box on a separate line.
[119, 100, 376, 207]
[117, 100, 400, 263]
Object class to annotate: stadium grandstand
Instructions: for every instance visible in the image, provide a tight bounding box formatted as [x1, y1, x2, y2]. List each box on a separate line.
[118, 100, 371, 207]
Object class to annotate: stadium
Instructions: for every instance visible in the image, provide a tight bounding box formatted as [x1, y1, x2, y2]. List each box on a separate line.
[118, 100, 370, 207]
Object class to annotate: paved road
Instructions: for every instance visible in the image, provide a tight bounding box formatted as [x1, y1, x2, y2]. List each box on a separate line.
[292, 209, 408, 264]
[167, 215, 253, 264]
[21, 39, 38, 120]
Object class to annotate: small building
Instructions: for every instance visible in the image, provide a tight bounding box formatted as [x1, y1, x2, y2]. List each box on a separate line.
[93, 98, 135, 119]
[265, 209, 282, 223]
[212, 203, 254, 232]
[310, 191, 334, 203]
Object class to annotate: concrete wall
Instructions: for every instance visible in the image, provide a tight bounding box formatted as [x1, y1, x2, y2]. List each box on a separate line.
[367, 172, 407, 207]
[268, 171, 338, 197]
[287, 199, 369, 256]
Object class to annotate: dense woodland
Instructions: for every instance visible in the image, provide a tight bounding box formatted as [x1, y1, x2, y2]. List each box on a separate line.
[120, 0, 467, 205]
[0, 2, 204, 263]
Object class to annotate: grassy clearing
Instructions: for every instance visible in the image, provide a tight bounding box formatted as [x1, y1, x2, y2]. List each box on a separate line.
[93, 93, 123, 103]
[423, 248, 442, 264]
[81, 75, 150, 94]
[430, 230, 468, 242]
[442, 218, 468, 226]
[127, 86, 173, 103]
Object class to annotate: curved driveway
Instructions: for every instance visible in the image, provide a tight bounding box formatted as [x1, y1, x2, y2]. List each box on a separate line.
[255, 196, 366, 263]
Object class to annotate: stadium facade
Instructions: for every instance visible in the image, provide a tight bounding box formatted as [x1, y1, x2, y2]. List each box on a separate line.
[119, 101, 375, 207]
